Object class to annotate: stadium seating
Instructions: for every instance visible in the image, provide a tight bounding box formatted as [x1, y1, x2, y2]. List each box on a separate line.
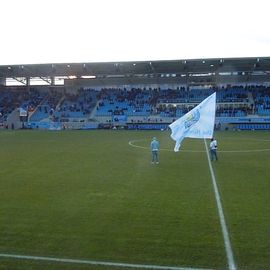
[95, 88, 152, 117]
[236, 123, 270, 130]
[251, 86, 270, 116]
[1, 85, 270, 130]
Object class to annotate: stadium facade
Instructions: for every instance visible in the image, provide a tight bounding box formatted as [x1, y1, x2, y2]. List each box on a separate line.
[0, 57, 270, 130]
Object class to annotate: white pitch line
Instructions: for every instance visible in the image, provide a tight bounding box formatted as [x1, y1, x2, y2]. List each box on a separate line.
[0, 253, 213, 270]
[204, 139, 237, 270]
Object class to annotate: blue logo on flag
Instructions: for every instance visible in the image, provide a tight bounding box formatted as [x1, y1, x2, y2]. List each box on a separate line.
[184, 109, 200, 129]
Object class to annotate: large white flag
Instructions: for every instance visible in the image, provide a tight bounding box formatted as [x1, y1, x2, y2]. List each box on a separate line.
[169, 92, 216, 152]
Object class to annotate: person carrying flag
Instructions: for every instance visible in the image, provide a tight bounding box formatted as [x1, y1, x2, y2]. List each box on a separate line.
[210, 137, 218, 161]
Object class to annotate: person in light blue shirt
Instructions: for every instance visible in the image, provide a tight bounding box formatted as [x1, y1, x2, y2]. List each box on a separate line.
[150, 137, 160, 164]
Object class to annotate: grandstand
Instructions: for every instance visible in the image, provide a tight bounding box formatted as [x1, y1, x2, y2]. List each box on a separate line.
[0, 57, 270, 131]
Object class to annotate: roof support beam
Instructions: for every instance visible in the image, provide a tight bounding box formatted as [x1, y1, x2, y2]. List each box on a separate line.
[12, 77, 27, 85]
[40, 76, 52, 85]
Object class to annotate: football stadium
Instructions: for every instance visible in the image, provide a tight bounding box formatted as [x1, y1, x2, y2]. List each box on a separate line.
[1, 1, 270, 270]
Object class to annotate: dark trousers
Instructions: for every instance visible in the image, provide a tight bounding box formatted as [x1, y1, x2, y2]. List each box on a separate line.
[210, 149, 218, 161]
[152, 150, 159, 163]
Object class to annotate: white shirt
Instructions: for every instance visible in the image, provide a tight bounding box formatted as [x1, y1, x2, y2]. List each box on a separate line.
[210, 140, 217, 150]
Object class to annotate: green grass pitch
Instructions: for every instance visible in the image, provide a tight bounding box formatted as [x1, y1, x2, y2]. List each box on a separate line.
[0, 130, 269, 270]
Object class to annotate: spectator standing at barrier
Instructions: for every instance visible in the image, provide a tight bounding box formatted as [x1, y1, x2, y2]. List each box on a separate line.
[150, 137, 160, 164]
[210, 137, 218, 161]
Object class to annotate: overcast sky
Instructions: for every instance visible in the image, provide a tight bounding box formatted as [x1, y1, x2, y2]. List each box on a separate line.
[0, 0, 269, 65]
